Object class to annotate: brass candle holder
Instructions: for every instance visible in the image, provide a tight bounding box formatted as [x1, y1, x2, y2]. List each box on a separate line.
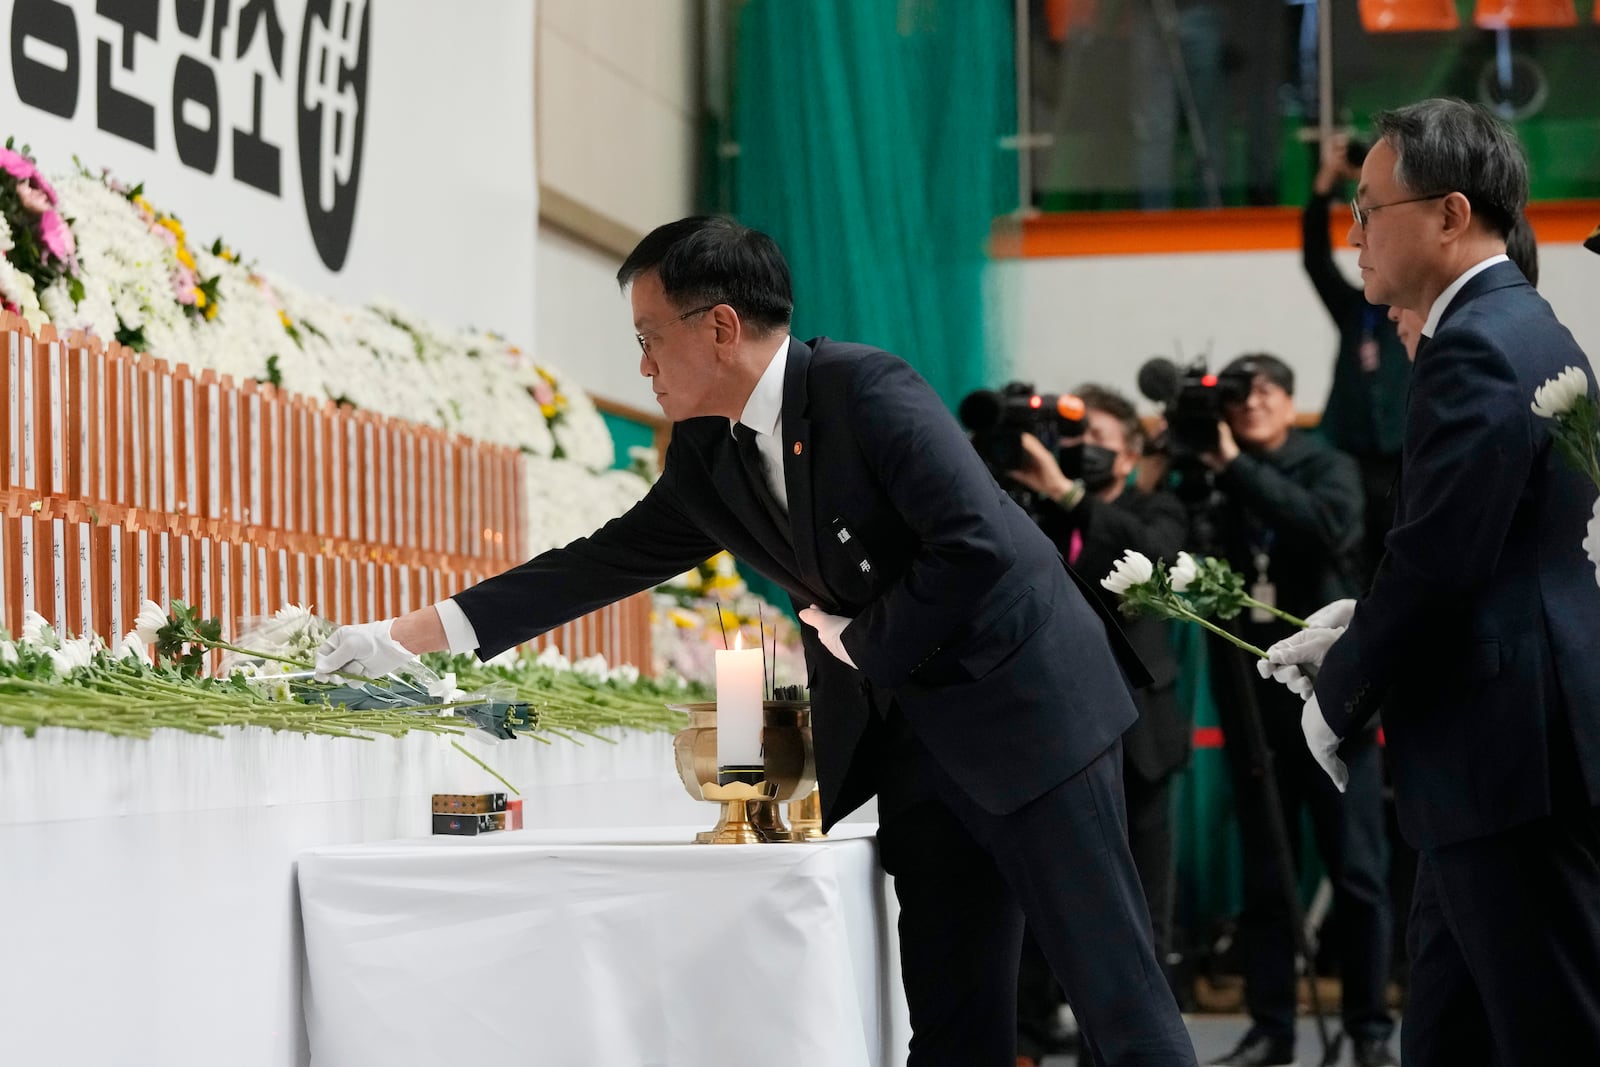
[786, 788, 826, 841]
[672, 700, 816, 844]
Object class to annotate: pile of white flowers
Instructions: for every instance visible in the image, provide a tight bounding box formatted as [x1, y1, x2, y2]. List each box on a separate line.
[18, 162, 644, 559]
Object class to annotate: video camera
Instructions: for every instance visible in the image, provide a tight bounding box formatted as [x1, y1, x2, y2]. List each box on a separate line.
[1135, 357, 1254, 461]
[957, 382, 1088, 474]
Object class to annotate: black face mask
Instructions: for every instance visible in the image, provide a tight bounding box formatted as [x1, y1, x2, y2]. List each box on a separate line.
[1078, 444, 1120, 492]
[1056, 442, 1120, 492]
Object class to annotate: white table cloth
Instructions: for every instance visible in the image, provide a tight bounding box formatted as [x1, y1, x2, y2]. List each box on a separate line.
[297, 824, 908, 1067]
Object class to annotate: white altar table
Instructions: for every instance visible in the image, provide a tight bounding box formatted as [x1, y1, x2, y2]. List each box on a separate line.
[297, 824, 909, 1066]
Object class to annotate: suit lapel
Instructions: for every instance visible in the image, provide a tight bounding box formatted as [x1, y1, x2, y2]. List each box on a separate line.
[780, 339, 824, 591]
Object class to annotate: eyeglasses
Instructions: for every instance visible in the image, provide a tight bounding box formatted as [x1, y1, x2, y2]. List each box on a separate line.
[1349, 193, 1449, 229]
[635, 304, 717, 355]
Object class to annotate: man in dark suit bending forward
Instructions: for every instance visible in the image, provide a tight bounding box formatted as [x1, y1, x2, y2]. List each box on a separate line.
[318, 217, 1195, 1065]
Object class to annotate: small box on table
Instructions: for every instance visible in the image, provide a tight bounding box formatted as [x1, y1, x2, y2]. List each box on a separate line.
[431, 811, 506, 836]
[431, 792, 506, 815]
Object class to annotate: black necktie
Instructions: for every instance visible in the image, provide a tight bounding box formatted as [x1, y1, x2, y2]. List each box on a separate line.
[733, 423, 791, 543]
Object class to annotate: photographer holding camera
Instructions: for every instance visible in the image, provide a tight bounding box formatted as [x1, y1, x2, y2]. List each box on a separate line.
[1198, 354, 1397, 1067]
[1004, 384, 1191, 1063]
[1303, 133, 1411, 590]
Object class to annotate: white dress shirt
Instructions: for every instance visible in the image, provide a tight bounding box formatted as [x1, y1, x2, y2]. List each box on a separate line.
[732, 334, 793, 512]
[434, 333, 794, 655]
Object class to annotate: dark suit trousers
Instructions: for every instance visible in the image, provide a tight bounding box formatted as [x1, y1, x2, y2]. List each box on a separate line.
[875, 708, 1195, 1067]
[1212, 658, 1394, 1044]
[1402, 805, 1600, 1066]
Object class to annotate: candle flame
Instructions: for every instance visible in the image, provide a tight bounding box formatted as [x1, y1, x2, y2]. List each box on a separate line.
[732, 630, 744, 651]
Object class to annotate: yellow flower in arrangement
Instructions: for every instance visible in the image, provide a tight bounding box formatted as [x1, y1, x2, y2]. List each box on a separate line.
[279, 309, 294, 330]
[669, 607, 702, 629]
[531, 366, 569, 422]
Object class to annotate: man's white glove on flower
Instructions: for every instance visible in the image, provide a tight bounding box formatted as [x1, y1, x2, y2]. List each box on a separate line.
[315, 618, 418, 681]
[1304, 598, 1356, 630]
[798, 605, 857, 668]
[1256, 598, 1354, 696]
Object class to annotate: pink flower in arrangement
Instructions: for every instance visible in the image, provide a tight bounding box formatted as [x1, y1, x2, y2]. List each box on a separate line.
[532, 380, 556, 407]
[173, 267, 198, 304]
[15, 181, 53, 215]
[0, 147, 40, 185]
[36, 210, 75, 264]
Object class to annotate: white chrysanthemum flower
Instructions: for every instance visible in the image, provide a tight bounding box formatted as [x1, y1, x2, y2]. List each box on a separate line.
[0, 639, 17, 666]
[1101, 550, 1155, 595]
[1531, 366, 1588, 419]
[609, 664, 640, 686]
[572, 654, 609, 681]
[1169, 552, 1200, 593]
[134, 600, 168, 646]
[114, 631, 152, 666]
[274, 603, 315, 628]
[535, 645, 571, 672]
[1584, 497, 1600, 590]
[22, 611, 56, 649]
[47, 637, 96, 676]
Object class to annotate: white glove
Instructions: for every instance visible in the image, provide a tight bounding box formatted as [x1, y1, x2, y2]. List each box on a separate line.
[798, 605, 857, 668]
[1257, 625, 1346, 697]
[1302, 694, 1348, 791]
[314, 618, 418, 681]
[1304, 598, 1356, 630]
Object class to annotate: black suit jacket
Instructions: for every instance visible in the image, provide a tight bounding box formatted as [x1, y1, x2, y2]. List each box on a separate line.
[1317, 263, 1600, 849]
[1043, 487, 1191, 783]
[455, 338, 1147, 827]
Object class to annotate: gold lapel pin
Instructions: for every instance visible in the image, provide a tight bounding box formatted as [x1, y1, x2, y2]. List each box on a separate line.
[792, 441, 803, 456]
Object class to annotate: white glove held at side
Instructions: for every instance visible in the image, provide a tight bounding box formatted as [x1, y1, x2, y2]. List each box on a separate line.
[1302, 694, 1348, 792]
[315, 618, 418, 681]
[798, 605, 857, 669]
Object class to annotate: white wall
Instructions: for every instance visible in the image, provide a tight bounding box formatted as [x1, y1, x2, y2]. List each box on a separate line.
[1002, 243, 1600, 414]
[536, 222, 659, 410]
[538, 0, 699, 240]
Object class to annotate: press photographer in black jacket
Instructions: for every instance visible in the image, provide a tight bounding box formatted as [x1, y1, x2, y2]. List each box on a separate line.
[1007, 385, 1191, 1061]
[1198, 354, 1396, 1067]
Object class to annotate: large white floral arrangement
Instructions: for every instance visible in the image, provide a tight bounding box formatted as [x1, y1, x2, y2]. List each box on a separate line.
[1, 142, 643, 556]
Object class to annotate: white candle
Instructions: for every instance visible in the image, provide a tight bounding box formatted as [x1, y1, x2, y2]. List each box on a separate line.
[715, 635, 765, 780]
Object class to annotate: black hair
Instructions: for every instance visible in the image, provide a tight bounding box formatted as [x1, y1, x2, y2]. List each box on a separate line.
[1222, 353, 1295, 397]
[1505, 213, 1539, 288]
[1373, 99, 1528, 239]
[617, 216, 794, 333]
[1074, 383, 1143, 452]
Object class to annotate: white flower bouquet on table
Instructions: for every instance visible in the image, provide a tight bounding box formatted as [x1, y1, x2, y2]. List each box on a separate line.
[1100, 550, 1313, 660]
[1531, 366, 1600, 587]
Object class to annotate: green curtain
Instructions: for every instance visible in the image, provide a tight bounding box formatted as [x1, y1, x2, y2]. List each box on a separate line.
[731, 0, 1018, 407]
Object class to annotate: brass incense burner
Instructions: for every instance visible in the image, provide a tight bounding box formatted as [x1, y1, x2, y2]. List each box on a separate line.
[671, 700, 823, 844]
